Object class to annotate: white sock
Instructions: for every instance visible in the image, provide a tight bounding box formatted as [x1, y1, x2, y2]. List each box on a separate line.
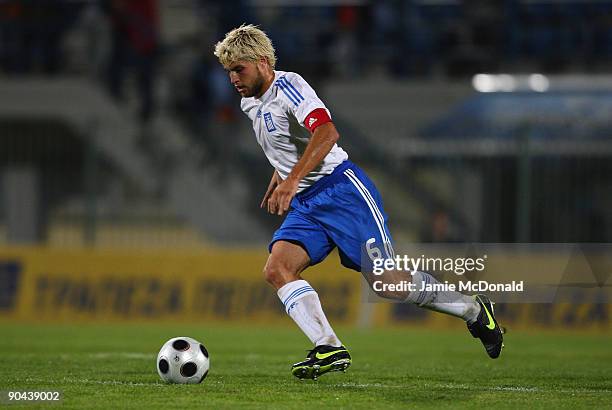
[405, 271, 481, 323]
[277, 280, 342, 347]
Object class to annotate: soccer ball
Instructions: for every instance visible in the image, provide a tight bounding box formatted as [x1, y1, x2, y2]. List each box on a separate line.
[157, 336, 210, 384]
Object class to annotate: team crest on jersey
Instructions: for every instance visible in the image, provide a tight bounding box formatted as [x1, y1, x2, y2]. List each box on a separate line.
[263, 112, 276, 132]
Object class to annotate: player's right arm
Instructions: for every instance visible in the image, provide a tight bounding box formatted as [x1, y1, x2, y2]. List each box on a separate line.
[260, 169, 281, 212]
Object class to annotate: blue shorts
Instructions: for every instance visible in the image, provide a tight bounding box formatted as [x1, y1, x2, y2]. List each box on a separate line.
[269, 160, 394, 272]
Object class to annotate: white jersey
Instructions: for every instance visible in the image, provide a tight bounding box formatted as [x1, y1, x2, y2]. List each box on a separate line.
[240, 70, 349, 192]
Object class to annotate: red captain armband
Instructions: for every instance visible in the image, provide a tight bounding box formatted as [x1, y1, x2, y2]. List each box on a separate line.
[304, 108, 332, 132]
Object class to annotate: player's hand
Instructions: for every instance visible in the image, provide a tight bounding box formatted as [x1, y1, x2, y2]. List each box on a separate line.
[268, 177, 299, 216]
[260, 171, 280, 210]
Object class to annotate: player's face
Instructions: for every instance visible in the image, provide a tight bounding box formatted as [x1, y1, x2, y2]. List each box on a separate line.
[227, 60, 266, 98]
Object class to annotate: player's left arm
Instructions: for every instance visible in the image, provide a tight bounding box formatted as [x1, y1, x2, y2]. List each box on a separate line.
[268, 121, 339, 216]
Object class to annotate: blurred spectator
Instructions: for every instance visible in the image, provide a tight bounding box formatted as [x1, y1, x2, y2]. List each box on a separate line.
[202, 62, 241, 169]
[104, 0, 160, 123]
[0, 0, 79, 74]
[188, 52, 212, 133]
[421, 210, 461, 243]
[329, 5, 361, 78]
[171, 42, 240, 169]
[0, 1, 23, 72]
[370, 0, 401, 74]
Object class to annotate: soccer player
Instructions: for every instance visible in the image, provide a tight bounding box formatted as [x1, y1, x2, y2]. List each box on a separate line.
[214, 25, 503, 380]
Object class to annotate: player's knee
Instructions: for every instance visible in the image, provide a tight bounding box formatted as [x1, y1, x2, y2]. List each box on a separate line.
[263, 259, 297, 288]
[262, 264, 277, 286]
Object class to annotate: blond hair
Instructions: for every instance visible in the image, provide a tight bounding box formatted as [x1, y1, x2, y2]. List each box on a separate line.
[214, 24, 276, 69]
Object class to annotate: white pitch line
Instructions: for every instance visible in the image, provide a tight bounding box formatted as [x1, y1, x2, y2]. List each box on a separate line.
[490, 386, 539, 392]
[88, 352, 153, 360]
[333, 382, 391, 389]
[61, 378, 165, 387]
[54, 352, 153, 361]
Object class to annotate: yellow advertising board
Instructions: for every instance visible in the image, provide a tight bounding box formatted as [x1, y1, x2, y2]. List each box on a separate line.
[0, 247, 609, 329]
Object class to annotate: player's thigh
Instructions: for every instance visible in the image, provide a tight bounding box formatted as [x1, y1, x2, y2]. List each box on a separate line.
[269, 209, 335, 266]
[315, 166, 394, 272]
[263, 240, 311, 287]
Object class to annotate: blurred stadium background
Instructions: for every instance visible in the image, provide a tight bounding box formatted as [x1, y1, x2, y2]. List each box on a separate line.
[1, 0, 611, 330]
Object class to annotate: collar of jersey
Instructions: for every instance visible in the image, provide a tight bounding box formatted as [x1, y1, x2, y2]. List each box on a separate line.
[256, 71, 279, 103]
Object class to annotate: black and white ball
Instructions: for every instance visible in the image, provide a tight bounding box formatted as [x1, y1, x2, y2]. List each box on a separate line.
[157, 337, 210, 384]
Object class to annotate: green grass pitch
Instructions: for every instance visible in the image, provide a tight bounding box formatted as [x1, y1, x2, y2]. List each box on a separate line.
[1, 323, 611, 409]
